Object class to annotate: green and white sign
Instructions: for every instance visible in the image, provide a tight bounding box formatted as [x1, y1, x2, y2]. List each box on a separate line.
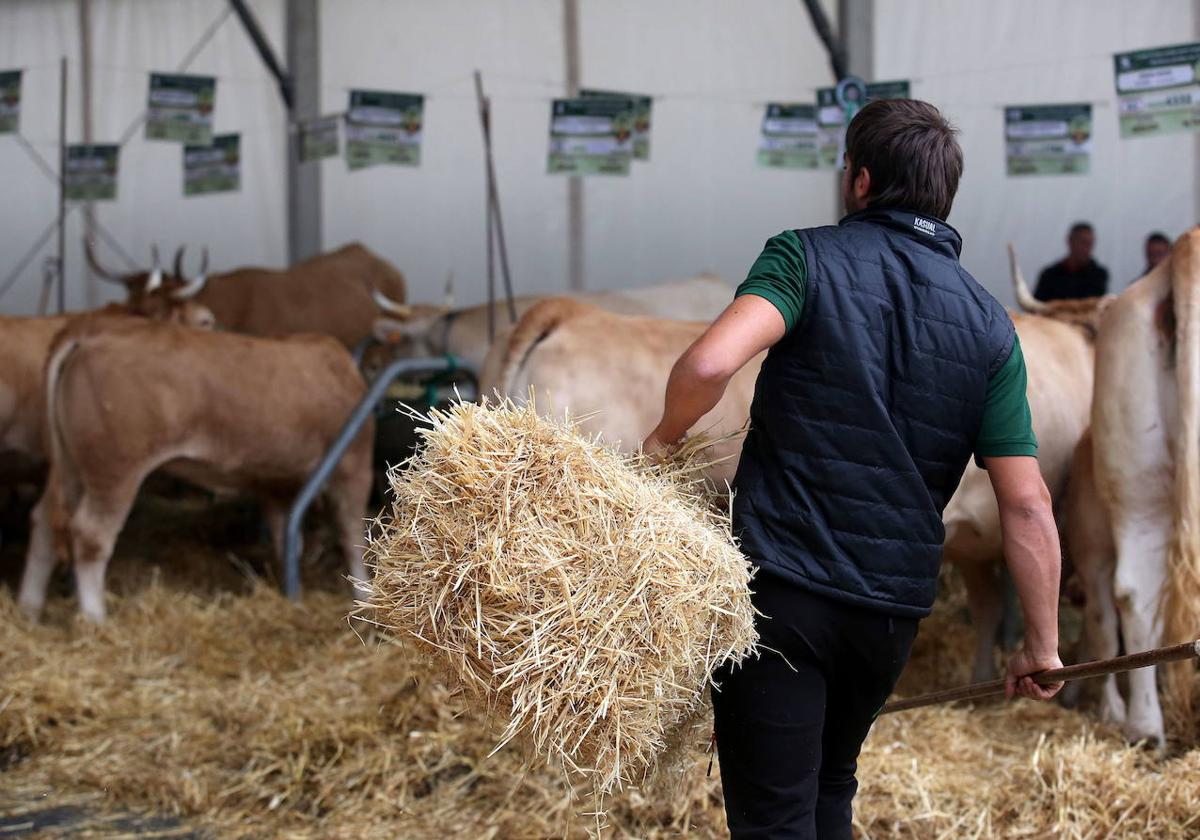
[0, 70, 21, 134]
[146, 73, 216, 144]
[1005, 104, 1091, 176]
[345, 90, 423, 170]
[299, 114, 339, 162]
[184, 133, 240, 196]
[581, 89, 652, 160]
[547, 97, 635, 175]
[757, 103, 819, 169]
[1114, 42, 1200, 138]
[64, 144, 119, 200]
[816, 79, 911, 168]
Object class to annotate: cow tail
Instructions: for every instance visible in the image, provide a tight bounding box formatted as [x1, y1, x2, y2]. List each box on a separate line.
[479, 298, 581, 400]
[44, 335, 83, 513]
[1165, 228, 1200, 717]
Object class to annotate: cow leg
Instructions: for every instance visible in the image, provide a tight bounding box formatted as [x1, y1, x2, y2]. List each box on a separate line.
[16, 488, 57, 621]
[68, 483, 139, 623]
[1073, 530, 1124, 722]
[328, 468, 371, 590]
[955, 553, 1005, 682]
[1113, 520, 1169, 747]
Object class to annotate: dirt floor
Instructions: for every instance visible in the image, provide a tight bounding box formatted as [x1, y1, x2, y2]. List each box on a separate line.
[1, 488, 1199, 838]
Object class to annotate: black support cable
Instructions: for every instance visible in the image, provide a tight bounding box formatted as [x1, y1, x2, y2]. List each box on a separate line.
[799, 0, 846, 82]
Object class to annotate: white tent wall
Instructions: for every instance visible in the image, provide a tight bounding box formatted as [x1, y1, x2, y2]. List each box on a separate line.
[2, 1, 1197, 315]
[319, 0, 839, 304]
[0, 0, 287, 316]
[873, 0, 1199, 302]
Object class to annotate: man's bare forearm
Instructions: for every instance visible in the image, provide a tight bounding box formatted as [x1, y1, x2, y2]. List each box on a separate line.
[999, 488, 1061, 656]
[648, 352, 730, 446]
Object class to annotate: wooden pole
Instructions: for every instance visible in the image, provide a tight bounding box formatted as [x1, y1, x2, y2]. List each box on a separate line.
[56, 56, 68, 314]
[880, 639, 1200, 716]
[562, 0, 584, 291]
[473, 70, 517, 327]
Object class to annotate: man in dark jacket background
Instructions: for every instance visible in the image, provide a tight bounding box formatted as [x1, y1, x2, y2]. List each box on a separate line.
[643, 99, 1063, 839]
[1034, 221, 1109, 300]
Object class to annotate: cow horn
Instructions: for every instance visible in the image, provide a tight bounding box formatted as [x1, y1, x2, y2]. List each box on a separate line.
[83, 238, 127, 284]
[173, 245, 186, 280]
[1008, 243, 1046, 314]
[373, 287, 413, 318]
[443, 270, 456, 308]
[146, 245, 163, 292]
[171, 247, 209, 300]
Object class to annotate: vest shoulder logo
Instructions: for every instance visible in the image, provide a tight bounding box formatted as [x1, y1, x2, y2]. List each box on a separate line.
[913, 217, 937, 236]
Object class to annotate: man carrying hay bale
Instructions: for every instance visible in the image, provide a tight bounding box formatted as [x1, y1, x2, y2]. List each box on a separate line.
[643, 99, 1065, 839]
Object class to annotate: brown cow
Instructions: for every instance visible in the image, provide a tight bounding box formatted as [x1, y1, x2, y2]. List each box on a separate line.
[92, 241, 408, 349]
[16, 315, 373, 622]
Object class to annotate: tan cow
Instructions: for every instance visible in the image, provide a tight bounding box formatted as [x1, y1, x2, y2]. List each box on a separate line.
[484, 264, 1103, 684]
[92, 241, 408, 349]
[372, 273, 732, 374]
[1062, 228, 1200, 747]
[1, 275, 215, 466]
[16, 315, 374, 622]
[479, 297, 757, 487]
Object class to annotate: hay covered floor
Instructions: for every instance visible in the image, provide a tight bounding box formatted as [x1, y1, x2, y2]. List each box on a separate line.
[2, 494, 1200, 838]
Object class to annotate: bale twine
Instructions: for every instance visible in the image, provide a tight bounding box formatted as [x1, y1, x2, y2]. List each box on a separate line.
[360, 397, 758, 795]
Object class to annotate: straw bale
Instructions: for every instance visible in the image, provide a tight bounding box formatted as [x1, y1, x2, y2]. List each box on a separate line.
[2, 576, 1200, 838]
[358, 398, 759, 795]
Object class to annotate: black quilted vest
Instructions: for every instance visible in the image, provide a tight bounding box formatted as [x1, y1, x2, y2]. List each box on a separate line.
[732, 207, 1015, 617]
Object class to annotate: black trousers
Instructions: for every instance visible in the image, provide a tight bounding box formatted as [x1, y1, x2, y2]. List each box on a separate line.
[711, 573, 919, 839]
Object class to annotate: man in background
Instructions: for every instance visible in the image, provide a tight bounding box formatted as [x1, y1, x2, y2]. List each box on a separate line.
[1034, 222, 1109, 301]
[1141, 231, 1171, 277]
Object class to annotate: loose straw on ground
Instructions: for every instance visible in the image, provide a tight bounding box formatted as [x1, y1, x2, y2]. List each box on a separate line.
[357, 397, 759, 796]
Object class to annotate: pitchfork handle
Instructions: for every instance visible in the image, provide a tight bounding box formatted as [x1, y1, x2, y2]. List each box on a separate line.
[880, 639, 1200, 715]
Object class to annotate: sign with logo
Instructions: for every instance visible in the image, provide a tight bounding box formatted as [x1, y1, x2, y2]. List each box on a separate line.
[913, 216, 937, 236]
[344, 90, 424, 170]
[1005, 103, 1092, 176]
[184, 133, 240, 196]
[299, 114, 339, 162]
[64, 144, 119, 200]
[0, 69, 21, 134]
[757, 103, 819, 169]
[817, 79, 911, 169]
[547, 97, 635, 176]
[581, 89, 652, 160]
[1113, 42, 1200, 138]
[146, 73, 216, 144]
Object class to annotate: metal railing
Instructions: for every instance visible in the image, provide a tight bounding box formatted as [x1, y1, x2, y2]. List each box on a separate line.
[281, 355, 453, 599]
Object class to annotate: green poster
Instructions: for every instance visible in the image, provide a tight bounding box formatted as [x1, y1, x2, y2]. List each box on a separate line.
[183, 133, 240, 196]
[1005, 104, 1091, 176]
[0, 70, 21, 134]
[757, 103, 819, 169]
[64, 144, 119, 200]
[816, 80, 911, 169]
[581, 89, 652, 160]
[1114, 42, 1200, 138]
[146, 72, 216, 144]
[547, 97, 634, 176]
[299, 114, 339, 162]
[345, 90, 423, 170]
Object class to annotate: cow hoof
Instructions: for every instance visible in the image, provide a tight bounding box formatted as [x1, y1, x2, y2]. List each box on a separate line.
[17, 600, 44, 623]
[1123, 723, 1165, 752]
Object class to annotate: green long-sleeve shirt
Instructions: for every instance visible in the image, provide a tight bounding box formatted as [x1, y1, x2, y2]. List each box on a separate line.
[736, 230, 1038, 462]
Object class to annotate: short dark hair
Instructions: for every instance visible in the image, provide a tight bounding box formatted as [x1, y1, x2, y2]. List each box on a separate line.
[844, 99, 963, 220]
[1147, 231, 1170, 246]
[1068, 222, 1094, 237]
